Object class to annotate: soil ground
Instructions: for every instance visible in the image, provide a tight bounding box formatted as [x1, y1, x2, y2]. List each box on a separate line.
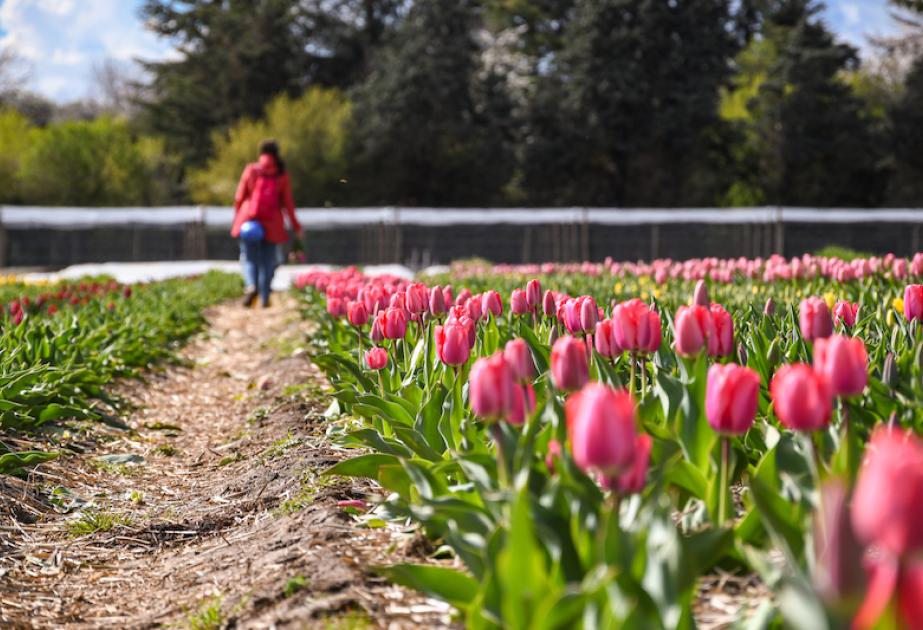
[0, 297, 455, 629]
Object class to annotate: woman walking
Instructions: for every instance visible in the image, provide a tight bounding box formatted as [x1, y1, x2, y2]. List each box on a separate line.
[231, 140, 302, 307]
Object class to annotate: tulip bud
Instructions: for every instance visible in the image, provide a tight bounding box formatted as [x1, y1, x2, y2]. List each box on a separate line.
[905, 285, 923, 322]
[693, 279, 709, 306]
[705, 363, 760, 435]
[763, 297, 775, 316]
[550, 336, 589, 391]
[504, 338, 535, 382]
[347, 301, 369, 327]
[482, 290, 503, 318]
[365, 347, 388, 370]
[883, 352, 897, 388]
[599, 433, 652, 495]
[767, 338, 781, 367]
[370, 317, 384, 343]
[594, 320, 620, 357]
[542, 290, 556, 317]
[507, 383, 536, 425]
[510, 289, 529, 315]
[469, 353, 515, 419]
[674, 305, 717, 357]
[526, 279, 542, 309]
[435, 323, 471, 366]
[852, 427, 923, 557]
[377, 308, 408, 340]
[429, 286, 447, 316]
[833, 300, 859, 328]
[770, 364, 833, 431]
[709, 304, 734, 357]
[548, 325, 559, 345]
[800, 297, 834, 341]
[737, 342, 748, 366]
[579, 296, 599, 332]
[813, 335, 868, 398]
[566, 383, 638, 477]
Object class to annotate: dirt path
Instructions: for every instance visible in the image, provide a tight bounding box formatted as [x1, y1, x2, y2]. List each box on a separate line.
[0, 298, 453, 629]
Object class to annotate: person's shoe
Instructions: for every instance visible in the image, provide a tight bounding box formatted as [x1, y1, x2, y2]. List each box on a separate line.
[261, 297, 271, 308]
[242, 289, 258, 308]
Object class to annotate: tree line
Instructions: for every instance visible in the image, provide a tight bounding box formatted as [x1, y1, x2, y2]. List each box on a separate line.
[1, 0, 922, 208]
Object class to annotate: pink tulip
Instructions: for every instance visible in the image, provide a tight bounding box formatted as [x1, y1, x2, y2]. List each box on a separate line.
[347, 301, 369, 327]
[693, 279, 709, 306]
[594, 320, 620, 357]
[503, 338, 535, 382]
[370, 317, 384, 343]
[600, 433, 652, 495]
[566, 383, 638, 476]
[770, 364, 832, 431]
[612, 298, 656, 353]
[469, 353, 515, 419]
[429, 285, 447, 315]
[705, 363, 760, 434]
[905, 285, 923, 322]
[442, 286, 453, 307]
[709, 304, 734, 357]
[852, 427, 923, 559]
[542, 290, 556, 317]
[550, 336, 589, 391]
[435, 322, 471, 366]
[674, 305, 717, 357]
[526, 279, 542, 310]
[455, 288, 472, 307]
[546, 439, 562, 473]
[644, 310, 662, 353]
[405, 283, 428, 314]
[833, 300, 859, 328]
[365, 347, 388, 370]
[482, 290, 503, 318]
[466, 296, 483, 321]
[800, 297, 833, 341]
[326, 297, 347, 318]
[510, 289, 529, 315]
[507, 383, 536, 425]
[579, 296, 599, 332]
[813, 334, 868, 397]
[377, 308, 408, 340]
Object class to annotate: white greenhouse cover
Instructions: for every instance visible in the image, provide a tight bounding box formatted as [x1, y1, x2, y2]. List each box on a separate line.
[3, 206, 922, 230]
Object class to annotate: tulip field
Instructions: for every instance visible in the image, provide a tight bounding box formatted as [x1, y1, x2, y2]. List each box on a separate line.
[0, 272, 242, 475]
[296, 253, 923, 629]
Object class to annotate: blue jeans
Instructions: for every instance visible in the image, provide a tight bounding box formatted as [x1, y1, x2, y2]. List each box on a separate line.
[239, 239, 279, 304]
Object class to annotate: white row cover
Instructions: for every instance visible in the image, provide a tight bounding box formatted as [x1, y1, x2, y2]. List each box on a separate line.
[3, 206, 923, 229]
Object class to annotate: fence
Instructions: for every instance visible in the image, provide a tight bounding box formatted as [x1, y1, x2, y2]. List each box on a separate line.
[3, 206, 922, 268]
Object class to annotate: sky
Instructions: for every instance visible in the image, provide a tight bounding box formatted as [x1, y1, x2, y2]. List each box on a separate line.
[0, 0, 907, 103]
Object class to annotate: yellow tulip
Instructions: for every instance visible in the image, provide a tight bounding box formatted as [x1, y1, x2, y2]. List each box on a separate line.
[893, 297, 905, 315]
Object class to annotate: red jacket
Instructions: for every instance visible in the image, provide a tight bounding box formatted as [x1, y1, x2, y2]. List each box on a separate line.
[231, 163, 301, 244]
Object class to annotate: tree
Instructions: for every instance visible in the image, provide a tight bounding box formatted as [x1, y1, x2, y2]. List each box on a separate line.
[0, 109, 34, 203]
[189, 88, 351, 206]
[523, 0, 740, 206]
[737, 0, 885, 207]
[888, 56, 923, 204]
[347, 0, 514, 206]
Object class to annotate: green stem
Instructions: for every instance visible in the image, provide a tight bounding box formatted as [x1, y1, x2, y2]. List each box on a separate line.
[491, 423, 509, 488]
[718, 436, 730, 525]
[640, 355, 648, 401]
[629, 353, 637, 398]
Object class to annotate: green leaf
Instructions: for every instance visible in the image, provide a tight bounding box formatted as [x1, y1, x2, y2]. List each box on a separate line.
[378, 563, 478, 610]
[324, 453, 401, 478]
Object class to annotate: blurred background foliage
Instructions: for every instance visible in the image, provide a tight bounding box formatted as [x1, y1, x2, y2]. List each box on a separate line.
[0, 0, 920, 209]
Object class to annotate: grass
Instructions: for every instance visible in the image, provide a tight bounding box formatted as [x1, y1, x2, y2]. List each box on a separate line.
[184, 596, 224, 630]
[283, 575, 309, 598]
[258, 432, 301, 463]
[218, 453, 244, 467]
[153, 444, 178, 457]
[323, 610, 374, 629]
[67, 509, 131, 537]
[92, 461, 141, 477]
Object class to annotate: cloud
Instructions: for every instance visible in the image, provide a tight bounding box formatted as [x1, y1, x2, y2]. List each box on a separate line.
[841, 3, 861, 25]
[0, 0, 176, 102]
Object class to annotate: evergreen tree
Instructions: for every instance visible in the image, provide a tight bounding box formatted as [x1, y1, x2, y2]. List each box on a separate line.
[523, 0, 739, 207]
[888, 57, 923, 204]
[347, 0, 513, 206]
[740, 0, 885, 206]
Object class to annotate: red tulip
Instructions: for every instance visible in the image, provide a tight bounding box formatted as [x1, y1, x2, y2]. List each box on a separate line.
[510, 289, 529, 315]
[813, 334, 868, 397]
[550, 336, 589, 391]
[800, 297, 833, 341]
[435, 322, 471, 366]
[377, 308, 408, 340]
[770, 364, 832, 431]
[674, 305, 717, 357]
[482, 290, 503, 318]
[526, 279, 542, 310]
[709, 304, 734, 357]
[904, 285, 923, 322]
[504, 338, 535, 382]
[365, 347, 388, 370]
[705, 363, 759, 434]
[566, 383, 638, 476]
[469, 353, 515, 419]
[833, 300, 859, 327]
[347, 301, 369, 327]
